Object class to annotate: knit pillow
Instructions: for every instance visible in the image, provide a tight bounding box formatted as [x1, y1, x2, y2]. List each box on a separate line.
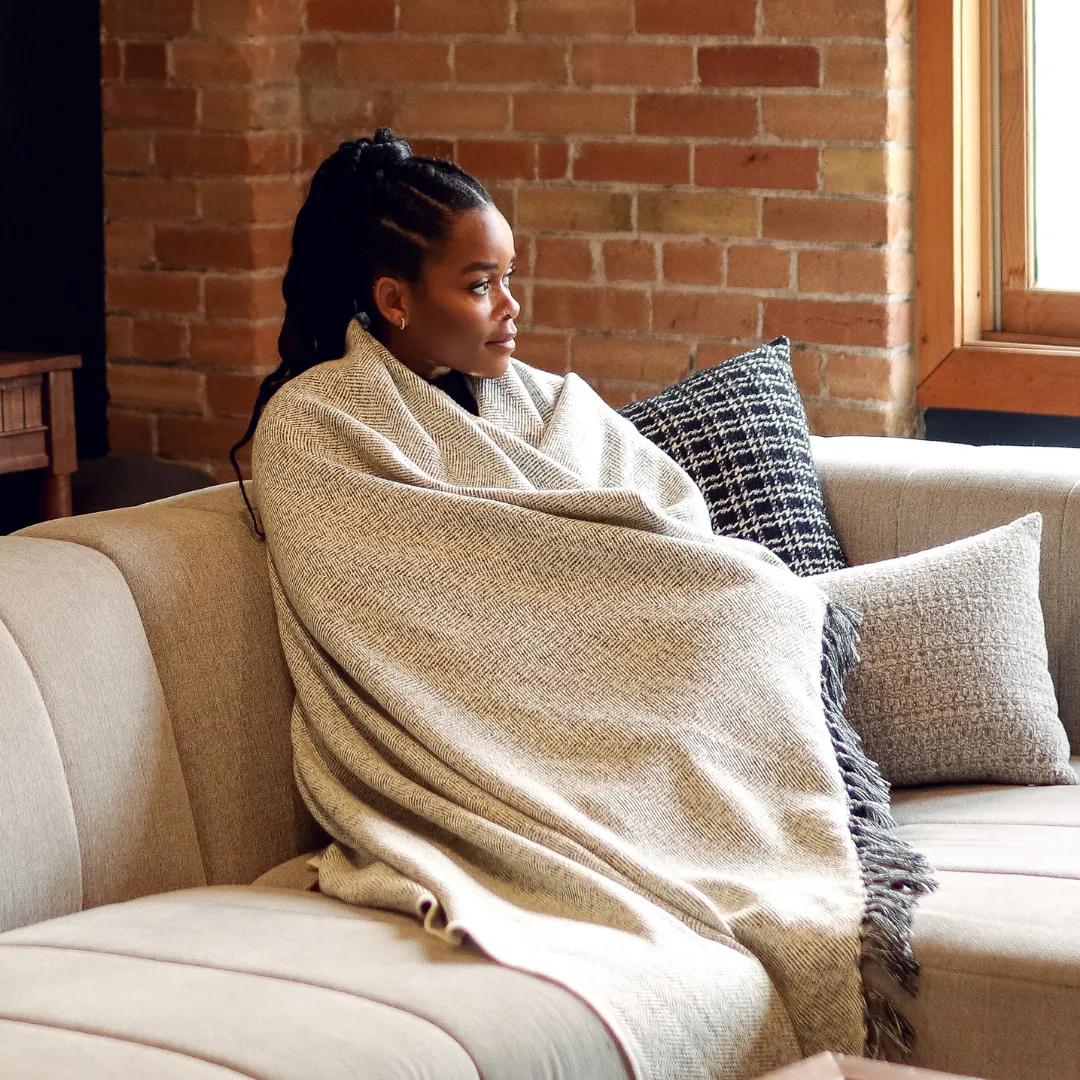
[817, 514, 1076, 788]
[618, 337, 845, 576]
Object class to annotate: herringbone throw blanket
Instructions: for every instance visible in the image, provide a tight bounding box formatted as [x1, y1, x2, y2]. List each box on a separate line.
[253, 322, 918, 1080]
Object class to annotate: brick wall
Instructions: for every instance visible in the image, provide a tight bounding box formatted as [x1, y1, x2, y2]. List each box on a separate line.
[102, 0, 914, 480]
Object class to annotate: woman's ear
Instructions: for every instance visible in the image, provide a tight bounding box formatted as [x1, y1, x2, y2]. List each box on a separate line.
[373, 276, 409, 328]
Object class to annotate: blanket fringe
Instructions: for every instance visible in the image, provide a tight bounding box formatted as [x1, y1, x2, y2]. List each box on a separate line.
[820, 600, 937, 1061]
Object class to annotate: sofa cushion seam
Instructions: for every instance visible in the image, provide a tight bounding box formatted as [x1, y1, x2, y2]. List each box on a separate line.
[0, 941, 484, 1080]
[0, 611, 83, 912]
[0, 1014, 260, 1078]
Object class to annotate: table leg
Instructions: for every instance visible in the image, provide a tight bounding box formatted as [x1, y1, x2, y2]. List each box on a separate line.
[42, 472, 72, 519]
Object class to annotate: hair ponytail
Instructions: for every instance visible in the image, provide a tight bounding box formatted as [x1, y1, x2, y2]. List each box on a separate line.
[229, 128, 492, 535]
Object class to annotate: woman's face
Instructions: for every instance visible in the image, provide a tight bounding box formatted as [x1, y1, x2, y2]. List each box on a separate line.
[375, 204, 520, 380]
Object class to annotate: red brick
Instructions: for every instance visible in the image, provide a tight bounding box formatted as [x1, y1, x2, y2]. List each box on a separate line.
[521, 144, 563, 187]
[106, 176, 198, 222]
[762, 299, 911, 348]
[400, 0, 509, 33]
[762, 95, 888, 143]
[804, 402, 911, 437]
[303, 87, 392, 131]
[727, 246, 791, 289]
[788, 348, 823, 397]
[198, 0, 301, 35]
[603, 240, 655, 281]
[519, 0, 631, 33]
[156, 225, 292, 271]
[662, 241, 722, 285]
[698, 46, 820, 88]
[518, 188, 632, 232]
[189, 322, 282, 367]
[109, 362, 205, 412]
[515, 93, 632, 136]
[171, 41, 299, 84]
[199, 86, 299, 133]
[763, 198, 890, 244]
[396, 91, 508, 135]
[106, 222, 155, 265]
[534, 238, 593, 280]
[573, 43, 692, 87]
[307, 0, 393, 31]
[102, 40, 121, 82]
[102, 85, 196, 129]
[653, 292, 758, 337]
[533, 286, 649, 332]
[513, 331, 569, 373]
[131, 320, 189, 361]
[108, 408, 156, 454]
[102, 0, 194, 36]
[636, 0, 756, 35]
[571, 335, 690, 382]
[298, 41, 337, 79]
[207, 371, 266, 417]
[124, 43, 167, 81]
[456, 42, 566, 85]
[409, 138, 456, 161]
[574, 142, 688, 185]
[337, 42, 451, 84]
[155, 133, 299, 176]
[695, 146, 819, 191]
[798, 249, 890, 295]
[638, 191, 758, 236]
[158, 414, 251, 459]
[589, 381, 638, 408]
[107, 271, 201, 314]
[636, 93, 756, 138]
[824, 352, 907, 401]
[103, 132, 153, 173]
[458, 140, 536, 181]
[200, 178, 303, 225]
[823, 44, 889, 91]
[106, 315, 134, 357]
[763, 0, 890, 37]
[694, 342, 753, 369]
[204, 274, 285, 318]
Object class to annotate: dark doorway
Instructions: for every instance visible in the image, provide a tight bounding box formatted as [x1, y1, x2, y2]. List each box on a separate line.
[0, 0, 106, 532]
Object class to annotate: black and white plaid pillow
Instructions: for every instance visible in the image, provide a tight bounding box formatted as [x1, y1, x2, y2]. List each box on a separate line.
[619, 337, 846, 576]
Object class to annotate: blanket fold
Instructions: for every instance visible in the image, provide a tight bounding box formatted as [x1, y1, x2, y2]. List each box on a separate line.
[254, 322, 931, 1080]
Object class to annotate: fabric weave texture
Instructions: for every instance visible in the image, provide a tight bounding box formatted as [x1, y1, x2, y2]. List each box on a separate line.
[818, 514, 1075, 787]
[253, 323, 924, 1080]
[619, 337, 845, 577]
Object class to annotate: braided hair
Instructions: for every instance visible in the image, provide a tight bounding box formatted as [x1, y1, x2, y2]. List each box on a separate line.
[230, 127, 493, 533]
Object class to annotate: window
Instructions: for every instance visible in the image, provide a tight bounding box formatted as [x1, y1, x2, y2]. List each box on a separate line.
[917, 0, 1080, 413]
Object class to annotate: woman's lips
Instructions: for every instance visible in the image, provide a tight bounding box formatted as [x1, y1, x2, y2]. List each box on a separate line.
[485, 337, 516, 350]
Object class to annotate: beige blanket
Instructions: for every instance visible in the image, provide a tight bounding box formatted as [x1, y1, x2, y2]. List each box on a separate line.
[253, 321, 922, 1080]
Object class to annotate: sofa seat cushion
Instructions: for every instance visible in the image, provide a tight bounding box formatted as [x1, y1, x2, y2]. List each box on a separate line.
[890, 764, 1080, 1080]
[0, 886, 628, 1080]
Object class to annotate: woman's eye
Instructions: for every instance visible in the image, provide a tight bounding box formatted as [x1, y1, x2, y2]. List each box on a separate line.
[470, 270, 514, 296]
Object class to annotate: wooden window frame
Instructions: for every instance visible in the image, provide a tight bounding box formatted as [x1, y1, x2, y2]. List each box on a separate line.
[917, 0, 1080, 415]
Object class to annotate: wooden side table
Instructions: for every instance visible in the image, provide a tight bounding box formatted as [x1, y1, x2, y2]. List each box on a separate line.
[758, 1052, 980, 1080]
[0, 352, 80, 519]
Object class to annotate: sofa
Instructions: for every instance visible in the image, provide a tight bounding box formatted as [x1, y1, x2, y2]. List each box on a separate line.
[3, 433, 1080, 1080]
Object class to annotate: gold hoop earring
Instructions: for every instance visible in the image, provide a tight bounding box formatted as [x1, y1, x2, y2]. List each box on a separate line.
[399, 317, 406, 331]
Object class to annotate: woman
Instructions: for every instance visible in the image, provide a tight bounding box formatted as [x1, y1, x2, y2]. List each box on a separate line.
[231, 127, 520, 507]
[240, 129, 923, 1080]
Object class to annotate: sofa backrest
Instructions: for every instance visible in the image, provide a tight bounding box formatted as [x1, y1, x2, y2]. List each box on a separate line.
[3, 484, 322, 932]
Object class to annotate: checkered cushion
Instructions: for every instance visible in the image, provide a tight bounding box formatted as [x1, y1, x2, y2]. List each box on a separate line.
[618, 337, 846, 576]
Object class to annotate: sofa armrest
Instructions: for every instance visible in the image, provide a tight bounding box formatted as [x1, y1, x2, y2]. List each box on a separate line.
[810, 434, 1080, 751]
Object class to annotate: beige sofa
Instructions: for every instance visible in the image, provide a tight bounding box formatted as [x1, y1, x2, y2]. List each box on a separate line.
[3, 434, 1080, 1080]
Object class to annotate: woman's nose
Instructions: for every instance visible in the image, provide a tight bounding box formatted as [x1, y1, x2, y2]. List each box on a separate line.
[499, 284, 521, 319]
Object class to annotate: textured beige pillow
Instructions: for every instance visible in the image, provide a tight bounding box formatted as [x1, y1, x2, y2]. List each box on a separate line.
[817, 513, 1075, 788]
